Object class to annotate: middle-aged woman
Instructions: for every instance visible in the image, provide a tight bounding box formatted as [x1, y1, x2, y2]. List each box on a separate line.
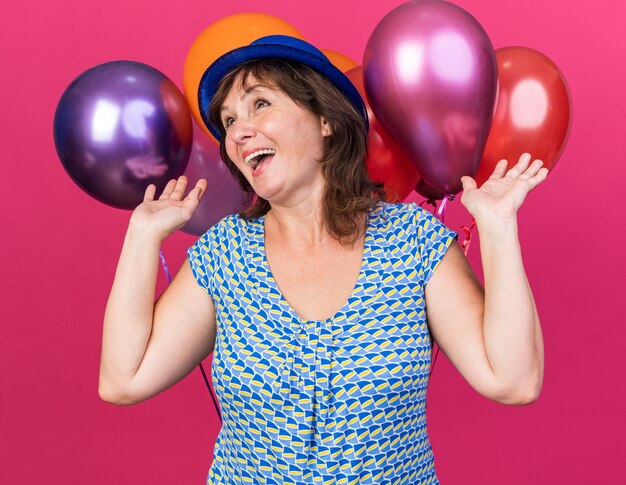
[99, 35, 546, 484]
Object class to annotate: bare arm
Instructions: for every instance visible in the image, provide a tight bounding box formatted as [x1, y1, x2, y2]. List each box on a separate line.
[426, 232, 543, 405]
[425, 153, 547, 405]
[98, 176, 215, 405]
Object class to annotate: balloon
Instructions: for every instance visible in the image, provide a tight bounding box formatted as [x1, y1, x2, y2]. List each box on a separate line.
[183, 13, 304, 141]
[53, 61, 192, 209]
[321, 49, 359, 73]
[474, 46, 572, 187]
[345, 66, 421, 202]
[181, 123, 247, 236]
[415, 179, 447, 201]
[363, 0, 498, 195]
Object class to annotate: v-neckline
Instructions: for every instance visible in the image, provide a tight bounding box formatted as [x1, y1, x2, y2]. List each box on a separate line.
[258, 213, 373, 324]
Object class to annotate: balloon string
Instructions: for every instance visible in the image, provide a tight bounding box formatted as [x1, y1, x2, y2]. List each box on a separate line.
[158, 249, 222, 424]
[428, 195, 477, 379]
[419, 198, 438, 212]
[428, 193, 455, 380]
[199, 358, 222, 423]
[460, 218, 477, 257]
[159, 250, 172, 283]
[435, 193, 455, 222]
[428, 340, 439, 380]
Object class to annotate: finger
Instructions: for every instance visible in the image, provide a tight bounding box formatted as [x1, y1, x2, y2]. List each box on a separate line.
[461, 175, 477, 191]
[519, 159, 545, 179]
[182, 187, 206, 215]
[526, 167, 549, 190]
[169, 176, 189, 200]
[159, 179, 177, 200]
[143, 184, 156, 202]
[489, 159, 508, 179]
[520, 167, 549, 193]
[184, 180, 206, 203]
[505, 152, 532, 178]
[193, 179, 208, 200]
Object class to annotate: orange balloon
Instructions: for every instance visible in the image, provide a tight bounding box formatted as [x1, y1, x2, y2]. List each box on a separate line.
[345, 66, 421, 203]
[320, 49, 359, 73]
[475, 46, 572, 187]
[183, 14, 304, 142]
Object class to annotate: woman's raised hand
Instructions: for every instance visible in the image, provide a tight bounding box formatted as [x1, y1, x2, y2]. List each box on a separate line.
[130, 176, 207, 240]
[460, 153, 549, 224]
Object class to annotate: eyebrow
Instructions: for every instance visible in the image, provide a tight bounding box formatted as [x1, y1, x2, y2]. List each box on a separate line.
[220, 84, 271, 113]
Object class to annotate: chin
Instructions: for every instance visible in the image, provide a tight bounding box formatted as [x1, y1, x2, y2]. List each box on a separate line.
[251, 184, 282, 204]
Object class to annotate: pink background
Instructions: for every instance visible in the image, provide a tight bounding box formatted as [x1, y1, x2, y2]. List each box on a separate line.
[1, 0, 624, 483]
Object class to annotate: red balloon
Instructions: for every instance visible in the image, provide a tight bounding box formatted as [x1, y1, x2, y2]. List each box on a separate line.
[475, 46, 572, 186]
[345, 66, 420, 203]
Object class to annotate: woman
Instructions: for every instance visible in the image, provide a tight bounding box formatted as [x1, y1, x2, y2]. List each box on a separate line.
[99, 35, 546, 484]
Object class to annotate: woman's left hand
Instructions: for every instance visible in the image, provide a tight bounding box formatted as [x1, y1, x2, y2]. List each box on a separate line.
[460, 152, 549, 223]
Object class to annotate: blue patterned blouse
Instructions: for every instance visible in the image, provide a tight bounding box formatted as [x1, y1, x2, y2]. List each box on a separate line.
[187, 202, 458, 485]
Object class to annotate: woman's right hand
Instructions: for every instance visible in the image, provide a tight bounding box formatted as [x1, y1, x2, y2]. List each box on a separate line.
[129, 176, 207, 240]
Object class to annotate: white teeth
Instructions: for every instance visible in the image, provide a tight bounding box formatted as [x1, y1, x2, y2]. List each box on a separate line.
[244, 149, 276, 167]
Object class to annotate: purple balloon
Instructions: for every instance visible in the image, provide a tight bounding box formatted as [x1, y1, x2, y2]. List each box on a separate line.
[180, 123, 247, 236]
[53, 61, 192, 209]
[415, 179, 447, 201]
[364, 0, 497, 195]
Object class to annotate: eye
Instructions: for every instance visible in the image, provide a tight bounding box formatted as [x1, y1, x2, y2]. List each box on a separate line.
[222, 116, 234, 129]
[255, 98, 270, 109]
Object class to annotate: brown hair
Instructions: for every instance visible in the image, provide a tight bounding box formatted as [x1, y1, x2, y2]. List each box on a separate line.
[207, 59, 386, 245]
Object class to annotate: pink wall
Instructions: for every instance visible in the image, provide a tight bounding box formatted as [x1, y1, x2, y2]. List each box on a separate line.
[1, 0, 624, 483]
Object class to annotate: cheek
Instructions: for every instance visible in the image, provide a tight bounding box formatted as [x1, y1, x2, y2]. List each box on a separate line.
[224, 139, 239, 162]
[257, 115, 282, 137]
[293, 120, 326, 157]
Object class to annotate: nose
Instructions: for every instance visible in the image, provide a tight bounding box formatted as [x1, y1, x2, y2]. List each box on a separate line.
[229, 118, 256, 145]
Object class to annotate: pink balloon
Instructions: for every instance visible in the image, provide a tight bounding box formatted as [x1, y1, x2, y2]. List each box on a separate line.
[181, 123, 246, 236]
[363, 0, 498, 195]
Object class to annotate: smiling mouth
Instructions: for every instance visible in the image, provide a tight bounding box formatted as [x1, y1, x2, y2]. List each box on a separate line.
[245, 149, 276, 169]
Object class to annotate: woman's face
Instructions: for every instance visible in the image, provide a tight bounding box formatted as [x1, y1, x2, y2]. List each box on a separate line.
[220, 73, 332, 206]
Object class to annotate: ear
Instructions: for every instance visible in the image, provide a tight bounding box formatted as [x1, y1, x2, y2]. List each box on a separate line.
[320, 117, 332, 137]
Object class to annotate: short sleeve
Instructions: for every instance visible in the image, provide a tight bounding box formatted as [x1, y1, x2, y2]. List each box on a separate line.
[186, 225, 219, 295]
[412, 203, 459, 286]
